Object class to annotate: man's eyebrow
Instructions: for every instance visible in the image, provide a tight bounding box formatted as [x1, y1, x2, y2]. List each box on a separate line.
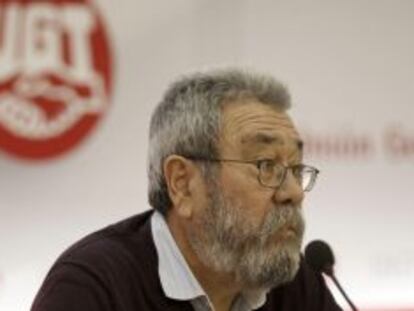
[241, 133, 280, 145]
[242, 133, 304, 151]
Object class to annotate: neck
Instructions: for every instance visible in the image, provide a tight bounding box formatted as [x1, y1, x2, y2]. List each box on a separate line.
[167, 213, 242, 311]
[190, 261, 241, 311]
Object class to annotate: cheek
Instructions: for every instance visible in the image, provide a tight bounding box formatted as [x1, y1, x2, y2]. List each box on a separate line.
[220, 169, 274, 225]
[190, 177, 212, 219]
[242, 192, 274, 226]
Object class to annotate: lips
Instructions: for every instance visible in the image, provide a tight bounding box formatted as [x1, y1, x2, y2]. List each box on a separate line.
[264, 225, 296, 247]
[279, 224, 299, 239]
[257, 204, 305, 246]
[283, 226, 297, 236]
[270, 220, 304, 246]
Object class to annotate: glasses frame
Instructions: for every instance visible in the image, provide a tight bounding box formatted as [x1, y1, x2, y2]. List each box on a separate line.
[185, 156, 320, 192]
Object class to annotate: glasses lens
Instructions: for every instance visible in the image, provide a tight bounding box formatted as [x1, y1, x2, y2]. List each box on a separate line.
[259, 161, 284, 187]
[259, 162, 318, 191]
[302, 167, 317, 192]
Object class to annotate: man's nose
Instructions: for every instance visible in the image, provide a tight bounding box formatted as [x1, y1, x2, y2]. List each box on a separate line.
[273, 170, 305, 206]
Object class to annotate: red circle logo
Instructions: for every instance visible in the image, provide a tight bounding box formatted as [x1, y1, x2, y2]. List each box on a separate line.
[0, 0, 113, 160]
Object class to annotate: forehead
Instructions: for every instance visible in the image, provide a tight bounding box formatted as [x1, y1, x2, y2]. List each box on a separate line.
[220, 100, 303, 154]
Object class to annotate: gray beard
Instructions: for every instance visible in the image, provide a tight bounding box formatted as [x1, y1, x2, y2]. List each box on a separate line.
[188, 182, 305, 290]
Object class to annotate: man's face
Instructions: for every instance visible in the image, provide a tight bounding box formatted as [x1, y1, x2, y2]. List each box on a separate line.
[188, 100, 305, 290]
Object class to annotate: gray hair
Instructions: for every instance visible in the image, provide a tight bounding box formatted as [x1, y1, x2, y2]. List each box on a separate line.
[147, 68, 291, 215]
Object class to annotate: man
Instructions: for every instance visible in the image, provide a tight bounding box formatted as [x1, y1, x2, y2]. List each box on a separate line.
[31, 69, 342, 311]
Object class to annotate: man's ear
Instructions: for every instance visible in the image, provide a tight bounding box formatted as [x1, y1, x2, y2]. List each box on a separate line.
[163, 155, 196, 219]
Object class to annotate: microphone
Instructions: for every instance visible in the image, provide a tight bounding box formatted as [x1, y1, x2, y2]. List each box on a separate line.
[305, 240, 358, 311]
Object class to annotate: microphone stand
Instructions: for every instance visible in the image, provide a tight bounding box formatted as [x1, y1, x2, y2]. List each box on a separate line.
[324, 266, 358, 311]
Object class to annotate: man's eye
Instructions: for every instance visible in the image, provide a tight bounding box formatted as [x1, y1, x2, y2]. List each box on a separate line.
[292, 166, 303, 177]
[291, 165, 305, 179]
[259, 159, 275, 171]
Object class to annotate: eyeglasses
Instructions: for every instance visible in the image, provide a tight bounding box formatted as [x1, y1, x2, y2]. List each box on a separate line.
[186, 156, 320, 192]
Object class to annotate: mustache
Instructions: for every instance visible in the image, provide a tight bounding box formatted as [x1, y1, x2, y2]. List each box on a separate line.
[257, 204, 305, 242]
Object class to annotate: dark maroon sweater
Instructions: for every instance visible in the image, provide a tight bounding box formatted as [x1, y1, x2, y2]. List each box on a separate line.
[31, 210, 342, 311]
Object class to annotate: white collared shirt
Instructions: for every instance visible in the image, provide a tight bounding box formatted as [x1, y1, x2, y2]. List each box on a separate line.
[151, 211, 267, 311]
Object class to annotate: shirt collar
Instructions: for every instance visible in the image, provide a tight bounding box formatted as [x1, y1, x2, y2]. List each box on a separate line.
[151, 211, 205, 300]
[151, 211, 268, 309]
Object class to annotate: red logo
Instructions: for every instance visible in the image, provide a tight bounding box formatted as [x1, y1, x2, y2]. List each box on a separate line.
[0, 0, 113, 160]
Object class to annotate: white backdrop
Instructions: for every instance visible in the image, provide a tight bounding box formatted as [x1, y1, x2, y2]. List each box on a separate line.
[0, 1, 413, 310]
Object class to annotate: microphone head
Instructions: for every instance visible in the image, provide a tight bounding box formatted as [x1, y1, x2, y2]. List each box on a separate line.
[305, 240, 335, 276]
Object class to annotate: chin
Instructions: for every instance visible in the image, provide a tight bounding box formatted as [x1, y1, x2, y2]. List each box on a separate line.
[238, 241, 302, 290]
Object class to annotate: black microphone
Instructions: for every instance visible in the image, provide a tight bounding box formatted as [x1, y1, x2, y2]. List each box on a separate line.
[305, 240, 358, 311]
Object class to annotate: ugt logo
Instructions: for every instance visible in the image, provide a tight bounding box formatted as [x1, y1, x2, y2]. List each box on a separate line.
[0, 0, 113, 160]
